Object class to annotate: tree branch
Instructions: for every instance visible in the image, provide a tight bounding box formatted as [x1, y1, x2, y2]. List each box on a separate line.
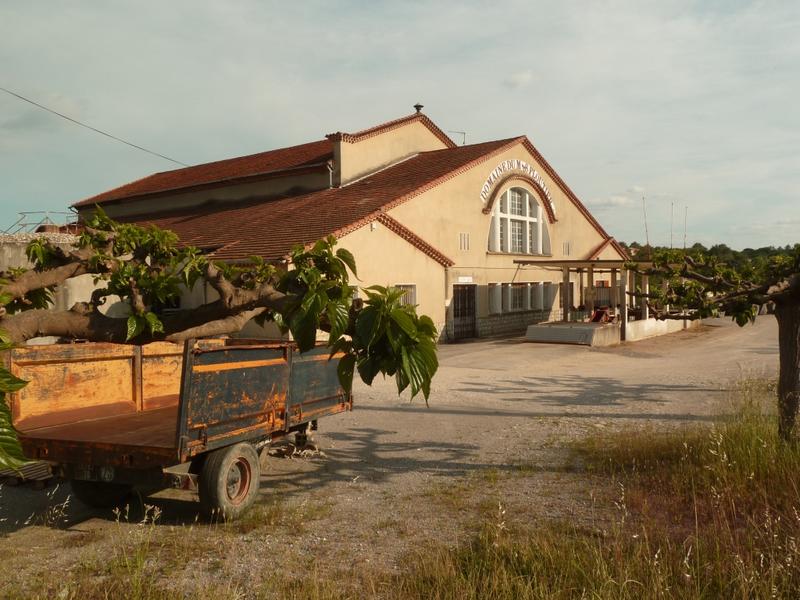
[205, 262, 236, 307]
[0, 306, 128, 343]
[0, 262, 89, 301]
[165, 308, 267, 342]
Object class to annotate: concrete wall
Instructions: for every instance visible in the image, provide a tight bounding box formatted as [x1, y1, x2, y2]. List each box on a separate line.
[477, 308, 558, 338]
[0, 235, 99, 313]
[624, 317, 699, 341]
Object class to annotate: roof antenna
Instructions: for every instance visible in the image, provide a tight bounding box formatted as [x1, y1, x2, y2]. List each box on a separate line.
[670, 201, 674, 249]
[642, 195, 650, 247]
[448, 130, 467, 145]
[683, 205, 688, 250]
[413, 103, 424, 113]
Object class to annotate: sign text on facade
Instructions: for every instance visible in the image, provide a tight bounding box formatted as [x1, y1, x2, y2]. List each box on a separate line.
[480, 159, 554, 214]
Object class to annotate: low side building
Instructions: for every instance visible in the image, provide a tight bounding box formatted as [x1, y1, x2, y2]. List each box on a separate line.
[72, 109, 628, 341]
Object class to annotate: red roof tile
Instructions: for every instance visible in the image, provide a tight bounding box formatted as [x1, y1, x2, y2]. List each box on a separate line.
[74, 139, 332, 207]
[326, 113, 456, 148]
[121, 138, 516, 261]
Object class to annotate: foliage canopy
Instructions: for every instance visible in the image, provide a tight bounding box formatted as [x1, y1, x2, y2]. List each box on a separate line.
[0, 211, 439, 469]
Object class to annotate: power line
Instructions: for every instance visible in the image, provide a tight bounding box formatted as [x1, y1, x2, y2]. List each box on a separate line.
[0, 86, 189, 167]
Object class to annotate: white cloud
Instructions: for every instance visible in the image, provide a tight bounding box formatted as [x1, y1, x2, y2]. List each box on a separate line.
[586, 194, 637, 209]
[503, 70, 533, 89]
[0, 1, 798, 249]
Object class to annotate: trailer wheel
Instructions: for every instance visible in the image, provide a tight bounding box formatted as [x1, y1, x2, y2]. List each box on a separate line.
[70, 480, 132, 508]
[199, 443, 261, 521]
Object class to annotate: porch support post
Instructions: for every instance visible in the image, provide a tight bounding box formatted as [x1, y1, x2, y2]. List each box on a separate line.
[611, 268, 619, 316]
[562, 266, 571, 322]
[620, 269, 628, 340]
[642, 274, 650, 320]
[586, 266, 595, 313]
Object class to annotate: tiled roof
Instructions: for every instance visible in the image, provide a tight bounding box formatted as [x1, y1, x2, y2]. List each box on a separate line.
[326, 113, 456, 149]
[73, 139, 332, 207]
[74, 112, 455, 209]
[122, 138, 516, 261]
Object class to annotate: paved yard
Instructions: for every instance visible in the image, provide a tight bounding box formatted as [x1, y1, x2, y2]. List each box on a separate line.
[0, 317, 780, 595]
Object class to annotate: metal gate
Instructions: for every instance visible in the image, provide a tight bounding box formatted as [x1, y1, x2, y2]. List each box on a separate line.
[452, 284, 476, 340]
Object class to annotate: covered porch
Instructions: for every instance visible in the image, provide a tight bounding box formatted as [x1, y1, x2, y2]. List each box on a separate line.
[514, 258, 694, 345]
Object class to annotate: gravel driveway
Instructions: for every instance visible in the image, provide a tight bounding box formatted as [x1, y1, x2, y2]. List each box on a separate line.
[0, 317, 780, 595]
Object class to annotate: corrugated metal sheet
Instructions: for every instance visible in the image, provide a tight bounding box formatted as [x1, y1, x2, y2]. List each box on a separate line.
[0, 460, 52, 481]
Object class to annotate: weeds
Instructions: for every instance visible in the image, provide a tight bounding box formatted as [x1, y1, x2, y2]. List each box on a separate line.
[230, 497, 333, 534]
[6, 378, 798, 599]
[387, 377, 800, 599]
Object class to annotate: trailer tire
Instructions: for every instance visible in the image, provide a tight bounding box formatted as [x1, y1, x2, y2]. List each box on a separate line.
[70, 480, 132, 508]
[199, 443, 261, 521]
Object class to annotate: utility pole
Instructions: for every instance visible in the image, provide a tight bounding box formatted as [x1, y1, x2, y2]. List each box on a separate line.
[683, 205, 688, 250]
[670, 201, 674, 249]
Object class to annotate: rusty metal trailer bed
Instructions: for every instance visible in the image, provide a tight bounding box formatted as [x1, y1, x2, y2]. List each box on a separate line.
[6, 339, 351, 519]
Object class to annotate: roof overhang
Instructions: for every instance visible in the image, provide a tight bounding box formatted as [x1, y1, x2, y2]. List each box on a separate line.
[513, 259, 644, 271]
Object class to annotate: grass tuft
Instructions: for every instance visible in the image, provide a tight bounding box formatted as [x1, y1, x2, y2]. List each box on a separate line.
[386, 377, 800, 599]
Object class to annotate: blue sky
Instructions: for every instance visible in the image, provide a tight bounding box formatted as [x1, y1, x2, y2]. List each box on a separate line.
[1, 1, 797, 249]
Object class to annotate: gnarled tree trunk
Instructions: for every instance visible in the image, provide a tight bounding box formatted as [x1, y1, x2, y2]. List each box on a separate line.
[775, 299, 800, 441]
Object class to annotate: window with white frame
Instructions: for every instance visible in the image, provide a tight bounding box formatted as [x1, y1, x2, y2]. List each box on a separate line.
[510, 284, 527, 311]
[529, 281, 544, 311]
[488, 187, 551, 255]
[395, 284, 417, 307]
[488, 283, 502, 314]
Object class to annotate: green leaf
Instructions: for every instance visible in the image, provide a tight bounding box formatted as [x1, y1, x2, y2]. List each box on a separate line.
[417, 315, 437, 337]
[0, 368, 28, 393]
[328, 337, 352, 360]
[144, 312, 164, 335]
[0, 390, 28, 471]
[126, 315, 145, 341]
[356, 354, 381, 385]
[336, 354, 356, 393]
[335, 248, 357, 278]
[289, 310, 318, 352]
[390, 308, 418, 340]
[355, 306, 382, 350]
[327, 301, 350, 341]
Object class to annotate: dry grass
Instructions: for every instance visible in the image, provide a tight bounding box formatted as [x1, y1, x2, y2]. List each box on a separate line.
[6, 378, 800, 599]
[381, 378, 800, 599]
[228, 497, 334, 535]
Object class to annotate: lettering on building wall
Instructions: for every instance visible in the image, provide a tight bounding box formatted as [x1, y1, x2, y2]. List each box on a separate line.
[479, 159, 555, 215]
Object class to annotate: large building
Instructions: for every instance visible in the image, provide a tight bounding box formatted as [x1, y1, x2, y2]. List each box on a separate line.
[73, 108, 628, 341]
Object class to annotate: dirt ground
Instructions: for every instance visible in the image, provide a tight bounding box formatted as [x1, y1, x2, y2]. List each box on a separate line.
[0, 317, 780, 597]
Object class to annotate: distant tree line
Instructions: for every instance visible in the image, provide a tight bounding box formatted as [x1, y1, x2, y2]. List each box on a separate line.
[620, 241, 796, 269]
[621, 239, 800, 441]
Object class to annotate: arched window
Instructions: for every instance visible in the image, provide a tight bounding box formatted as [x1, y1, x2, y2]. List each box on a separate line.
[487, 187, 551, 254]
